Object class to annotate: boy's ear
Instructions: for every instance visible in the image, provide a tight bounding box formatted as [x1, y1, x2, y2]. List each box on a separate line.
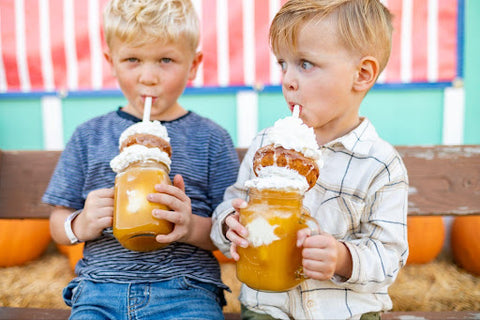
[188, 51, 203, 81]
[103, 49, 116, 77]
[353, 56, 379, 92]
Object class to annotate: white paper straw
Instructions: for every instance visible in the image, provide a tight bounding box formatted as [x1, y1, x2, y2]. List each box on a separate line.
[292, 105, 300, 118]
[143, 96, 152, 122]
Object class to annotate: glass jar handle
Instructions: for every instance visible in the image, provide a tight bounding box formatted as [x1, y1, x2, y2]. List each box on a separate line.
[295, 209, 320, 280]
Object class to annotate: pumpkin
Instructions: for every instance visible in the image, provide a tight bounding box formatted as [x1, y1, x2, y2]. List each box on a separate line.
[0, 219, 51, 267]
[450, 215, 480, 275]
[57, 243, 84, 271]
[213, 250, 235, 263]
[406, 216, 445, 264]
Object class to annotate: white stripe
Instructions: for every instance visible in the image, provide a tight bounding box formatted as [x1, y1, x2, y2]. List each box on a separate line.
[377, 70, 387, 84]
[64, 0, 78, 90]
[0, 12, 7, 92]
[269, 0, 281, 85]
[192, 0, 204, 87]
[39, 0, 55, 91]
[236, 91, 258, 148]
[89, 0, 103, 90]
[41, 96, 64, 150]
[14, 0, 30, 92]
[442, 86, 464, 145]
[243, 0, 255, 86]
[427, 0, 439, 82]
[400, 0, 412, 83]
[377, 0, 388, 84]
[216, 0, 229, 86]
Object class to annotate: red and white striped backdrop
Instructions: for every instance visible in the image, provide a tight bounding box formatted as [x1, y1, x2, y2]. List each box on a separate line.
[0, 0, 460, 94]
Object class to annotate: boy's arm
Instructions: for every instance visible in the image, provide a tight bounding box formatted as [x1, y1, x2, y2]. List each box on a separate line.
[333, 165, 409, 292]
[50, 207, 76, 245]
[211, 143, 257, 255]
[50, 188, 114, 245]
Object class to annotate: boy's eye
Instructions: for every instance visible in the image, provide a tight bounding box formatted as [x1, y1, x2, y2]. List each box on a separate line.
[127, 57, 138, 63]
[161, 58, 172, 63]
[277, 60, 287, 71]
[301, 61, 313, 70]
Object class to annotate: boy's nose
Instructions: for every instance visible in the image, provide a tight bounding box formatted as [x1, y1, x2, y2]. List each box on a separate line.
[282, 71, 298, 91]
[139, 67, 159, 85]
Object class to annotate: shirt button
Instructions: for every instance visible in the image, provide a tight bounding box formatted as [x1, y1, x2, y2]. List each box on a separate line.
[307, 300, 314, 308]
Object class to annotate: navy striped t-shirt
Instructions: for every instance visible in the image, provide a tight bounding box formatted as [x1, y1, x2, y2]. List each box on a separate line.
[42, 108, 239, 288]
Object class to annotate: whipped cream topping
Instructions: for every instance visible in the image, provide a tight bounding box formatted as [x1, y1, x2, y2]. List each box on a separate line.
[246, 216, 280, 247]
[245, 166, 309, 193]
[110, 144, 171, 173]
[265, 116, 323, 167]
[118, 120, 170, 147]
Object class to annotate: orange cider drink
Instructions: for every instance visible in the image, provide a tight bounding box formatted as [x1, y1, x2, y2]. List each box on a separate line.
[113, 160, 173, 252]
[236, 188, 318, 292]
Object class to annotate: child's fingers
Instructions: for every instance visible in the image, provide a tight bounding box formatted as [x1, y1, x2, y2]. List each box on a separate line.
[226, 227, 249, 248]
[297, 228, 312, 247]
[230, 242, 240, 261]
[231, 198, 247, 210]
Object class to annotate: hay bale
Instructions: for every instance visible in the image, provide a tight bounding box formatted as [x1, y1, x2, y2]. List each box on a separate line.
[0, 243, 73, 309]
[2, 246, 478, 314]
[389, 255, 480, 311]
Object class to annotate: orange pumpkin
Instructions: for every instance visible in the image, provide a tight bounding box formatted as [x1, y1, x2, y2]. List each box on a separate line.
[57, 243, 84, 271]
[0, 219, 51, 267]
[213, 250, 235, 263]
[406, 216, 445, 264]
[450, 215, 480, 276]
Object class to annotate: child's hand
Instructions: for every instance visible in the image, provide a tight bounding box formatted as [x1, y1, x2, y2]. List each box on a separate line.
[74, 188, 114, 241]
[297, 229, 352, 281]
[149, 174, 194, 245]
[224, 199, 249, 261]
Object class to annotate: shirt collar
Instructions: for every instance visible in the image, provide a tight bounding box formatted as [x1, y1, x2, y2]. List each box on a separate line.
[324, 117, 378, 156]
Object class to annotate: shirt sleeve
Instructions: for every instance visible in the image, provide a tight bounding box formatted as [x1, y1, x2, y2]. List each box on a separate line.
[333, 154, 409, 292]
[42, 128, 87, 210]
[210, 134, 261, 255]
[206, 129, 240, 215]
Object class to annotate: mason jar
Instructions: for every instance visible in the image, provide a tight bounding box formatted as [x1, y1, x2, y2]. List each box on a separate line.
[236, 188, 319, 292]
[113, 159, 173, 252]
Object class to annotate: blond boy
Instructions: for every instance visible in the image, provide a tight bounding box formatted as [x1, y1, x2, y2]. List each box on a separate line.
[211, 1, 408, 319]
[43, 1, 239, 319]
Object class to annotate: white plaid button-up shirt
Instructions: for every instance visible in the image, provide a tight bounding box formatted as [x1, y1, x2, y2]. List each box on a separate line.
[211, 118, 409, 320]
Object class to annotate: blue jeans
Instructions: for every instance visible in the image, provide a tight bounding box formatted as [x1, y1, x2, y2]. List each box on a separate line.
[63, 277, 225, 320]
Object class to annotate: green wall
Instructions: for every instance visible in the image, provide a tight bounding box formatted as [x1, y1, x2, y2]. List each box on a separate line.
[463, 0, 480, 144]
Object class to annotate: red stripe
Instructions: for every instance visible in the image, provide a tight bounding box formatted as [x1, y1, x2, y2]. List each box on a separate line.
[437, 0, 457, 81]
[411, 0, 428, 82]
[1, 2, 20, 90]
[254, 0, 270, 86]
[98, 0, 115, 89]
[49, 0, 67, 90]
[385, 0, 402, 83]
[201, 0, 218, 86]
[24, 1, 43, 90]
[74, 0, 91, 90]
[228, 1, 244, 86]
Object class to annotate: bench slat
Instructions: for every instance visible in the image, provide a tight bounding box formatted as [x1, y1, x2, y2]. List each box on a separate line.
[1, 146, 479, 219]
[0, 150, 60, 219]
[397, 145, 480, 216]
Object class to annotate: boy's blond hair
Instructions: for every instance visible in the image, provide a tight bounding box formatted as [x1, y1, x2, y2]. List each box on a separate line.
[270, 0, 393, 72]
[103, 0, 200, 53]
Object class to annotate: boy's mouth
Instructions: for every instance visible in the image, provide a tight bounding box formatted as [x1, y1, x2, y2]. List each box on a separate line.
[289, 104, 302, 115]
[142, 95, 157, 104]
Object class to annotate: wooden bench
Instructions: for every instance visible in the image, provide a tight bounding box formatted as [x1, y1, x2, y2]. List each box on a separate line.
[1, 145, 479, 320]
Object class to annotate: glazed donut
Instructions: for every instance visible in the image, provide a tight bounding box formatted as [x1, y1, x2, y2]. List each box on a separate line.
[253, 144, 319, 190]
[120, 133, 172, 157]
